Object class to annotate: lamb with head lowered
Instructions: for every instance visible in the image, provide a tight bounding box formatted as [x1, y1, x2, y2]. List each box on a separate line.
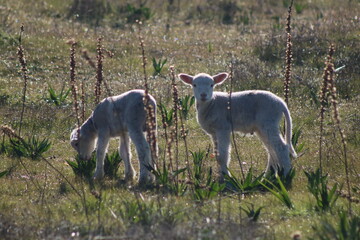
[179, 72, 297, 180]
[70, 89, 157, 184]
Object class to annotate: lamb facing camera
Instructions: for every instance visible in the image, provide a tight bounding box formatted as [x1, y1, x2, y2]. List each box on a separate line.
[70, 89, 157, 184]
[179, 72, 297, 180]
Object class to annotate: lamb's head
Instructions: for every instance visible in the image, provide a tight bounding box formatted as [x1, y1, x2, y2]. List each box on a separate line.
[70, 127, 96, 161]
[179, 73, 228, 103]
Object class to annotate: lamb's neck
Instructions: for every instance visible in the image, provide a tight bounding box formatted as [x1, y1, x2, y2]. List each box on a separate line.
[81, 116, 97, 138]
[196, 98, 215, 120]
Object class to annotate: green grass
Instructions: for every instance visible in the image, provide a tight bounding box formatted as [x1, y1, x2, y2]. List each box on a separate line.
[0, 0, 359, 239]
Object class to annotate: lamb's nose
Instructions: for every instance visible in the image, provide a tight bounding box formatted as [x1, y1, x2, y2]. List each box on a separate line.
[201, 93, 207, 98]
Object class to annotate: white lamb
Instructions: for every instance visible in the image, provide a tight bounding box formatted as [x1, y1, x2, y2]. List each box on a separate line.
[70, 89, 157, 184]
[179, 72, 297, 179]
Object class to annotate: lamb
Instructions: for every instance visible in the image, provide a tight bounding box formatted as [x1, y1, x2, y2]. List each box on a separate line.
[70, 89, 157, 184]
[179, 72, 297, 179]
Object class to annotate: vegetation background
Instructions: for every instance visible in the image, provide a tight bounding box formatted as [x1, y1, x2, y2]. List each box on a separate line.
[0, 0, 359, 239]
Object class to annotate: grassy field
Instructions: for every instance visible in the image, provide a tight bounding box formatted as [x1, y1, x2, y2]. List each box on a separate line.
[0, 0, 359, 239]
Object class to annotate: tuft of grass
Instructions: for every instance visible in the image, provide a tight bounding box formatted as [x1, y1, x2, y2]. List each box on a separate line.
[191, 150, 226, 202]
[225, 167, 264, 193]
[178, 95, 195, 120]
[292, 125, 305, 154]
[0, 170, 8, 178]
[66, 154, 96, 180]
[9, 136, 51, 160]
[311, 211, 360, 240]
[304, 168, 339, 212]
[147, 162, 187, 196]
[260, 173, 294, 209]
[240, 203, 264, 222]
[45, 85, 71, 107]
[152, 57, 167, 76]
[104, 151, 122, 179]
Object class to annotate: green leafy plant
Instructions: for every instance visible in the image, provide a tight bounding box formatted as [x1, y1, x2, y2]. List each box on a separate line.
[240, 203, 264, 222]
[292, 125, 305, 154]
[146, 163, 187, 196]
[264, 167, 296, 190]
[10, 136, 51, 160]
[193, 167, 225, 202]
[158, 103, 174, 127]
[45, 85, 71, 106]
[118, 197, 157, 226]
[178, 95, 195, 120]
[104, 151, 122, 179]
[260, 173, 294, 209]
[304, 168, 339, 211]
[125, 3, 153, 23]
[311, 211, 360, 240]
[0, 170, 8, 178]
[225, 167, 264, 193]
[66, 154, 96, 180]
[191, 150, 226, 202]
[152, 57, 167, 76]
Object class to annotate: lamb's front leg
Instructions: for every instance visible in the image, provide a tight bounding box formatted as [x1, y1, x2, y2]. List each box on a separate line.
[213, 131, 231, 181]
[93, 133, 110, 180]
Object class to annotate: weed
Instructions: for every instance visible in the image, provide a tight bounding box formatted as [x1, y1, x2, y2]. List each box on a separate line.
[304, 168, 339, 212]
[68, 0, 110, 26]
[292, 125, 305, 154]
[260, 173, 294, 209]
[137, 21, 157, 165]
[158, 103, 174, 127]
[68, 39, 81, 128]
[311, 211, 360, 240]
[225, 167, 264, 193]
[169, 65, 179, 172]
[45, 85, 71, 107]
[265, 167, 296, 190]
[95, 37, 104, 105]
[240, 203, 264, 222]
[284, 0, 294, 106]
[191, 150, 226, 202]
[66, 154, 96, 180]
[125, 3, 153, 23]
[104, 151, 122, 179]
[9, 136, 51, 160]
[0, 170, 8, 178]
[178, 95, 195, 120]
[16, 25, 28, 136]
[294, 3, 306, 14]
[152, 57, 167, 76]
[147, 162, 187, 196]
[193, 170, 225, 202]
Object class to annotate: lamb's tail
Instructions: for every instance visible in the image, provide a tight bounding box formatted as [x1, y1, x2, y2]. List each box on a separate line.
[283, 106, 297, 158]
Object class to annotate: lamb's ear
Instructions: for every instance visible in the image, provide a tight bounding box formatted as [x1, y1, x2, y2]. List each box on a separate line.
[178, 73, 194, 85]
[213, 72, 229, 85]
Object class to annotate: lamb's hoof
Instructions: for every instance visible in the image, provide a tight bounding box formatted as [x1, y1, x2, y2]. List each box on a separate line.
[138, 174, 155, 188]
[93, 171, 105, 181]
[124, 173, 136, 183]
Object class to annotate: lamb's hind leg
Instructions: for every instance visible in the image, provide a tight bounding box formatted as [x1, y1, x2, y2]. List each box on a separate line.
[257, 127, 291, 175]
[93, 133, 110, 180]
[119, 133, 136, 182]
[128, 128, 154, 185]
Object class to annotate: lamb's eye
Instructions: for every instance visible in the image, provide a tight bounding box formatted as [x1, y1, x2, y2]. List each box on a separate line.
[210, 84, 214, 87]
[193, 84, 197, 87]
